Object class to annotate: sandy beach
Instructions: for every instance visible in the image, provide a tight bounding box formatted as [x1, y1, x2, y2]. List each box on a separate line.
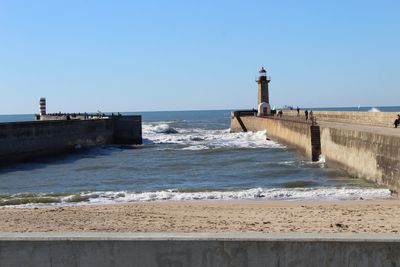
[0, 199, 399, 233]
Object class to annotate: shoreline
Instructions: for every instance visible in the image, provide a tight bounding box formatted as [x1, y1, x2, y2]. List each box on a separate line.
[0, 199, 399, 233]
[0, 186, 392, 207]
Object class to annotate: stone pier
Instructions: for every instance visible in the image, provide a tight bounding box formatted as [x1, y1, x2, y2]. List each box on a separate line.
[0, 116, 142, 166]
[231, 111, 400, 193]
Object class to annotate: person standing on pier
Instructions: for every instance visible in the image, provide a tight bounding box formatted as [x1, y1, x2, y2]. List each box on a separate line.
[395, 114, 400, 128]
[305, 110, 309, 121]
[310, 110, 314, 124]
[297, 107, 300, 116]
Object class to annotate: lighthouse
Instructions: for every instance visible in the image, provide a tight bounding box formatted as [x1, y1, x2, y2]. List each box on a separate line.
[39, 97, 46, 115]
[256, 66, 271, 116]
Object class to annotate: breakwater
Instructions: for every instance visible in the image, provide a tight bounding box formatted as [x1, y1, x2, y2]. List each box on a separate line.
[0, 116, 142, 165]
[231, 112, 400, 193]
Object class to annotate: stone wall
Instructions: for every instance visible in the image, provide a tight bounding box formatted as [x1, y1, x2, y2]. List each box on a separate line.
[320, 126, 400, 192]
[230, 114, 400, 192]
[0, 116, 142, 165]
[0, 119, 114, 164]
[231, 115, 312, 159]
[113, 116, 142, 144]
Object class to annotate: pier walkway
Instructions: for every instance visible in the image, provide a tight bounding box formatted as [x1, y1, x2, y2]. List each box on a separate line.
[318, 120, 400, 137]
[268, 113, 400, 137]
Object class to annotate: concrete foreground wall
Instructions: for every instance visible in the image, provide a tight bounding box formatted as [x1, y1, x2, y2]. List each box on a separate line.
[0, 233, 399, 267]
[0, 116, 142, 165]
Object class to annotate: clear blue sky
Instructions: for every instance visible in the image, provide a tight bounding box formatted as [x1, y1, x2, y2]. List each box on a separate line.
[1, 0, 399, 114]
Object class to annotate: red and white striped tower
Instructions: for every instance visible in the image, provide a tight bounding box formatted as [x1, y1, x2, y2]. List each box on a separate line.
[39, 97, 46, 115]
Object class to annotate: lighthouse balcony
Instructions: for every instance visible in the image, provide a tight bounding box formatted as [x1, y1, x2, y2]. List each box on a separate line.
[255, 76, 271, 82]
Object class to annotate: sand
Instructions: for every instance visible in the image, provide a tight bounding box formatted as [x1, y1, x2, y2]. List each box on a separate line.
[0, 200, 399, 233]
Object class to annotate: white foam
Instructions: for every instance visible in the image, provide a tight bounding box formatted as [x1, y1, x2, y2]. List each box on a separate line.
[2, 187, 392, 208]
[368, 107, 381, 112]
[78, 187, 392, 203]
[318, 155, 326, 163]
[143, 123, 284, 150]
[278, 161, 295, 165]
[152, 124, 178, 134]
[182, 145, 209, 151]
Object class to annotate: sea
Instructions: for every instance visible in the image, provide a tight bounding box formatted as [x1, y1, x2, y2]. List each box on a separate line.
[1, 107, 398, 207]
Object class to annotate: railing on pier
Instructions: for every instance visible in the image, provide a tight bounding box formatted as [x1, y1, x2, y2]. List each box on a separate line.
[231, 109, 317, 126]
[37, 112, 124, 121]
[255, 76, 272, 82]
[232, 110, 257, 117]
[261, 114, 318, 126]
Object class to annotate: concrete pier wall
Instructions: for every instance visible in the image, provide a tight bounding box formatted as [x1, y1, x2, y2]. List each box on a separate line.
[230, 114, 400, 192]
[0, 116, 142, 165]
[113, 116, 142, 144]
[0, 233, 399, 267]
[231, 115, 313, 158]
[320, 125, 400, 192]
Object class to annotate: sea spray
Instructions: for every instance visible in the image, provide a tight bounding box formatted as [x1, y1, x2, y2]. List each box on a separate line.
[143, 123, 284, 149]
[368, 107, 381, 112]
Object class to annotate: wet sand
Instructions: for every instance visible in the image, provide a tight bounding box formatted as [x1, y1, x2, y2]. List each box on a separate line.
[0, 200, 399, 233]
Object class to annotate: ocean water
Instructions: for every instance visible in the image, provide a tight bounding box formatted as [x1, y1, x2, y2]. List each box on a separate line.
[0, 110, 392, 207]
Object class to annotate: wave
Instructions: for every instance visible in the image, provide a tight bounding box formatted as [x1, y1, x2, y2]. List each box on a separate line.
[142, 123, 284, 150]
[318, 155, 326, 163]
[0, 187, 392, 207]
[182, 145, 209, 151]
[152, 124, 179, 134]
[368, 107, 381, 112]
